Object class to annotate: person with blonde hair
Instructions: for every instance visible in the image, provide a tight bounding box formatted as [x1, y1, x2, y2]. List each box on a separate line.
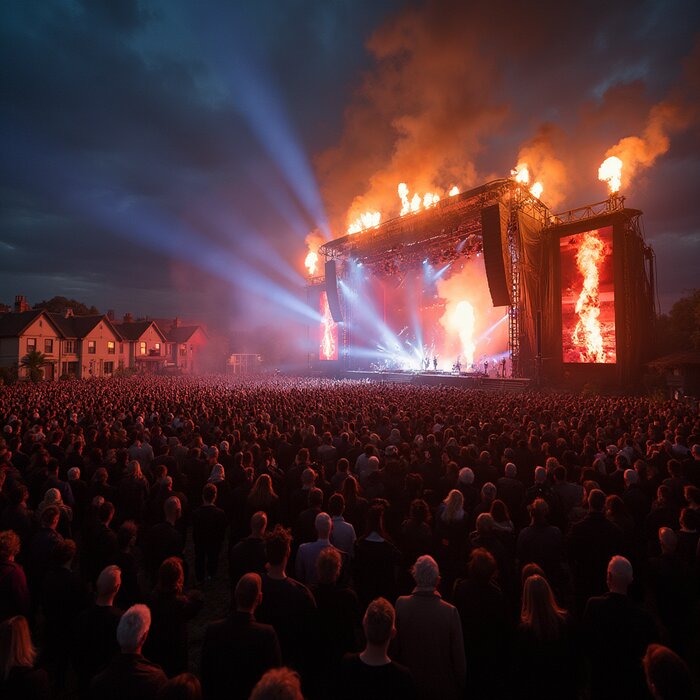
[516, 574, 577, 699]
[0, 615, 49, 699]
[434, 489, 469, 593]
[249, 667, 304, 700]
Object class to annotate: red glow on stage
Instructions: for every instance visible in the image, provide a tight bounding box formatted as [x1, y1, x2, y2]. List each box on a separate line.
[319, 291, 338, 361]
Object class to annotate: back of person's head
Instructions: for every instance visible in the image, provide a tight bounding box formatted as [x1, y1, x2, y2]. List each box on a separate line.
[553, 465, 566, 482]
[158, 673, 202, 700]
[235, 572, 262, 611]
[468, 547, 497, 583]
[202, 482, 217, 504]
[607, 555, 633, 591]
[458, 467, 474, 485]
[0, 615, 36, 680]
[117, 520, 138, 549]
[658, 527, 678, 555]
[97, 564, 122, 598]
[476, 512, 495, 534]
[157, 557, 184, 594]
[363, 597, 395, 646]
[624, 468, 639, 487]
[588, 489, 606, 512]
[409, 498, 429, 523]
[98, 500, 115, 524]
[521, 562, 545, 586]
[164, 496, 181, 520]
[327, 493, 344, 517]
[315, 512, 332, 539]
[680, 507, 700, 531]
[265, 525, 292, 566]
[308, 487, 323, 509]
[249, 667, 304, 700]
[442, 489, 464, 521]
[643, 643, 695, 700]
[251, 510, 268, 536]
[0, 530, 20, 561]
[301, 467, 316, 487]
[521, 574, 565, 641]
[51, 538, 77, 568]
[481, 482, 497, 501]
[40, 504, 60, 528]
[316, 546, 342, 585]
[534, 466, 547, 484]
[412, 554, 439, 590]
[529, 498, 549, 526]
[505, 462, 518, 479]
[337, 457, 349, 473]
[116, 604, 151, 653]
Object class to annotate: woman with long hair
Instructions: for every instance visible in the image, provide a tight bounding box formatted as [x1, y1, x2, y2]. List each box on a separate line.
[143, 558, 203, 678]
[246, 473, 280, 527]
[340, 476, 368, 532]
[117, 459, 150, 523]
[0, 616, 49, 700]
[516, 574, 578, 699]
[434, 489, 470, 593]
[37, 488, 72, 538]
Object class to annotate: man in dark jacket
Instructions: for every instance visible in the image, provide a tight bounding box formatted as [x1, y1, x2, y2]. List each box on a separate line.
[229, 511, 268, 588]
[192, 483, 227, 583]
[201, 573, 281, 700]
[90, 604, 167, 700]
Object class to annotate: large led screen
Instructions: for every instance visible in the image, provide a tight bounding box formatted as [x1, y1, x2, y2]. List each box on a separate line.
[319, 290, 339, 361]
[560, 226, 616, 364]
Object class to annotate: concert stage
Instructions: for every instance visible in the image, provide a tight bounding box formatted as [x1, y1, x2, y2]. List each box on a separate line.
[308, 179, 656, 388]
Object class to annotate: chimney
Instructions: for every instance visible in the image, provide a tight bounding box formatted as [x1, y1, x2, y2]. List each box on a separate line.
[14, 295, 29, 313]
[107, 309, 115, 321]
[173, 317, 180, 328]
[64, 308, 74, 318]
[123, 312, 133, 324]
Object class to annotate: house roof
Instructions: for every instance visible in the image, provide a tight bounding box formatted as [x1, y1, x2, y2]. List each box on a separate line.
[647, 350, 700, 369]
[115, 320, 167, 342]
[47, 313, 104, 339]
[0, 310, 63, 338]
[167, 325, 205, 343]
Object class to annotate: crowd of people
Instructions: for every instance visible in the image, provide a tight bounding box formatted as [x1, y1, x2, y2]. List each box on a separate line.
[0, 374, 698, 700]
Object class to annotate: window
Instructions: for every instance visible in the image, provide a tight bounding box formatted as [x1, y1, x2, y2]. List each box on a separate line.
[107, 341, 115, 355]
[64, 340, 75, 354]
[140, 341, 147, 355]
[44, 339, 53, 353]
[103, 361, 114, 375]
[27, 338, 36, 352]
[88, 340, 96, 354]
[179, 344, 187, 357]
[154, 342, 161, 352]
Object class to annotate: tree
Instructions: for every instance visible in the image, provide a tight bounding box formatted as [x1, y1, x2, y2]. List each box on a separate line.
[20, 350, 51, 382]
[656, 289, 700, 355]
[33, 296, 99, 315]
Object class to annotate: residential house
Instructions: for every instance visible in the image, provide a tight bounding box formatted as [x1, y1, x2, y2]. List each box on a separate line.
[115, 319, 169, 373]
[0, 309, 64, 380]
[166, 324, 209, 374]
[48, 310, 124, 378]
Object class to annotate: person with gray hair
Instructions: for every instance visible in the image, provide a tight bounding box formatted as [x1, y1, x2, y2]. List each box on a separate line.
[90, 604, 167, 700]
[394, 555, 465, 700]
[583, 556, 657, 700]
[295, 512, 338, 585]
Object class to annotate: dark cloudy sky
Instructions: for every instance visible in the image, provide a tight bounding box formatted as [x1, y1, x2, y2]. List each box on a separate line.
[1, 0, 699, 334]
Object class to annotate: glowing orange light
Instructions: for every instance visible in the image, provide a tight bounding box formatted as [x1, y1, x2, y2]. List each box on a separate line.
[598, 156, 622, 194]
[305, 251, 319, 276]
[320, 293, 336, 360]
[572, 231, 606, 362]
[450, 300, 476, 366]
[347, 211, 381, 235]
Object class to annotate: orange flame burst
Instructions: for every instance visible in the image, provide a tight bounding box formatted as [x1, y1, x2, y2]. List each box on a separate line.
[572, 231, 606, 362]
[305, 251, 319, 276]
[320, 293, 336, 360]
[398, 182, 440, 215]
[347, 211, 381, 235]
[598, 156, 622, 194]
[530, 182, 543, 199]
[451, 300, 476, 366]
[449, 186, 460, 196]
[511, 163, 530, 184]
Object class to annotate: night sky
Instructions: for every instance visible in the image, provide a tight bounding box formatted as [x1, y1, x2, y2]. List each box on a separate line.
[1, 0, 699, 337]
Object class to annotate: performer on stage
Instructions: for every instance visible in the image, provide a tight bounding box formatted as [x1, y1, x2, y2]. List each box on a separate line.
[501, 357, 507, 379]
[433, 356, 438, 371]
[455, 356, 461, 373]
[484, 359, 489, 377]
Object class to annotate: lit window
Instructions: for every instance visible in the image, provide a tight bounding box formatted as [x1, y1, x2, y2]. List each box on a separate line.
[140, 341, 147, 355]
[88, 340, 96, 354]
[107, 341, 115, 355]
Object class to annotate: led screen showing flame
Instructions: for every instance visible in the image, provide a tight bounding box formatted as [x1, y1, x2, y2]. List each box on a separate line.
[319, 291, 338, 361]
[560, 226, 616, 364]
